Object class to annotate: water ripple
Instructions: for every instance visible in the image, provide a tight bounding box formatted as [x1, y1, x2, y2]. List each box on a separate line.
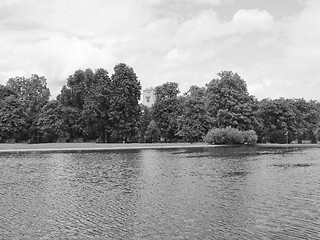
[0, 147, 320, 239]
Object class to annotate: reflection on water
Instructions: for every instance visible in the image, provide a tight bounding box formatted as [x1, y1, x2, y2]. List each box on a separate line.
[1, 146, 320, 239]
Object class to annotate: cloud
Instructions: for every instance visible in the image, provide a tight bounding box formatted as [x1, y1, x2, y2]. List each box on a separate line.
[0, 0, 157, 96]
[0, 35, 118, 97]
[173, 9, 221, 49]
[270, 0, 320, 99]
[146, 0, 222, 7]
[284, 0, 320, 64]
[231, 9, 274, 33]
[1, 3, 275, 97]
[0, 0, 319, 101]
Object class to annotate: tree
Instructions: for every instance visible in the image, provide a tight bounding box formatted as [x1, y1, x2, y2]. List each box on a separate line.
[145, 120, 160, 143]
[36, 100, 86, 143]
[176, 86, 212, 142]
[6, 75, 50, 114]
[0, 84, 16, 99]
[0, 95, 28, 142]
[6, 74, 50, 142]
[82, 68, 112, 142]
[258, 98, 297, 143]
[58, 68, 113, 142]
[110, 63, 141, 142]
[205, 71, 261, 131]
[138, 104, 153, 143]
[63, 69, 89, 109]
[290, 99, 320, 143]
[152, 82, 183, 142]
[58, 85, 73, 106]
[36, 100, 68, 142]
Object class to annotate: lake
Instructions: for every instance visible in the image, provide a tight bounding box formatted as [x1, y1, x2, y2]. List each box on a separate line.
[0, 146, 319, 239]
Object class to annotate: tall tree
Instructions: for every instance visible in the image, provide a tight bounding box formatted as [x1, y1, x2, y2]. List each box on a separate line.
[58, 68, 112, 141]
[205, 71, 261, 131]
[62, 69, 91, 110]
[6, 75, 50, 114]
[145, 120, 160, 143]
[258, 98, 297, 143]
[36, 100, 68, 143]
[0, 95, 28, 142]
[138, 104, 153, 143]
[110, 63, 141, 142]
[285, 99, 320, 143]
[152, 82, 183, 142]
[6, 74, 50, 142]
[176, 86, 212, 142]
[82, 68, 112, 142]
[36, 100, 85, 143]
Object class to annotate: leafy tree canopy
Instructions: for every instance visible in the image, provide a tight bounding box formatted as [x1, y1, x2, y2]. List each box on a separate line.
[205, 71, 260, 131]
[177, 86, 211, 142]
[153, 82, 183, 142]
[110, 63, 142, 142]
[6, 74, 50, 114]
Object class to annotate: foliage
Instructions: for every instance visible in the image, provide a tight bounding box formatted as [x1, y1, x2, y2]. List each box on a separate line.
[289, 99, 320, 143]
[145, 120, 160, 143]
[0, 95, 28, 142]
[62, 69, 90, 109]
[36, 100, 68, 142]
[204, 127, 258, 145]
[258, 98, 297, 143]
[138, 105, 153, 143]
[82, 68, 112, 142]
[0, 84, 16, 99]
[243, 130, 258, 144]
[4, 75, 50, 142]
[110, 63, 141, 142]
[205, 71, 261, 131]
[152, 82, 183, 142]
[2, 67, 320, 145]
[176, 86, 212, 142]
[7, 75, 50, 114]
[267, 130, 294, 144]
[59, 68, 112, 142]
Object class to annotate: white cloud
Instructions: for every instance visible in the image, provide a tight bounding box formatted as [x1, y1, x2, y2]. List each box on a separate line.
[145, 0, 222, 7]
[173, 9, 221, 48]
[1, 0, 319, 101]
[284, 0, 320, 63]
[231, 9, 274, 33]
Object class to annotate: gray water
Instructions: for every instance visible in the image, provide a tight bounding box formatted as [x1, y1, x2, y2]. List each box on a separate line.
[0, 146, 320, 239]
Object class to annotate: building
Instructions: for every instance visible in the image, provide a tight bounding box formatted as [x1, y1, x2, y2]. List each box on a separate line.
[142, 88, 156, 107]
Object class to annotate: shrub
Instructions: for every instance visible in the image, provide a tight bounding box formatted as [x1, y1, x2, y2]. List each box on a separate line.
[243, 130, 258, 144]
[204, 127, 258, 145]
[204, 127, 243, 145]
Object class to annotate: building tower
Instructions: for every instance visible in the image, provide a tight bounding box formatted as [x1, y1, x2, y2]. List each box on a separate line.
[142, 88, 156, 108]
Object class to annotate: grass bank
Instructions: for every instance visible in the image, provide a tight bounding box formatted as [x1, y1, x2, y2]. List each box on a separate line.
[0, 142, 215, 154]
[0, 142, 318, 154]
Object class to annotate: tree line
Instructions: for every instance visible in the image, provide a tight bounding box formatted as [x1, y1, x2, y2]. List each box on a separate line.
[1, 64, 320, 144]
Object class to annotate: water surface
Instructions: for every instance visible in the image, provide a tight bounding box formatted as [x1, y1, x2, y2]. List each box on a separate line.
[0, 146, 320, 239]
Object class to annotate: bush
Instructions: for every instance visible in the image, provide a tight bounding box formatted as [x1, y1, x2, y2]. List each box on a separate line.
[204, 127, 243, 145]
[204, 127, 258, 145]
[243, 130, 258, 144]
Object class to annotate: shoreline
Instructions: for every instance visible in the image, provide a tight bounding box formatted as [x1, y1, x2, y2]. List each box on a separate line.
[0, 142, 217, 154]
[0, 142, 319, 154]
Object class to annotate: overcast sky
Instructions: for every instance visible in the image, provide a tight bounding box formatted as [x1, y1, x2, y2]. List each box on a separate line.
[0, 0, 319, 100]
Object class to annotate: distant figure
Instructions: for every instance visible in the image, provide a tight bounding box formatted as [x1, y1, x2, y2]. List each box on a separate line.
[142, 88, 156, 108]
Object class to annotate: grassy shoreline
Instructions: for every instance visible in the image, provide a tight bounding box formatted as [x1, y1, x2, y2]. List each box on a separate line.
[0, 142, 319, 154]
[0, 142, 215, 153]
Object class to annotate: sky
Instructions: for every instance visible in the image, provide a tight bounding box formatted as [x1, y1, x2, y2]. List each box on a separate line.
[0, 0, 319, 100]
